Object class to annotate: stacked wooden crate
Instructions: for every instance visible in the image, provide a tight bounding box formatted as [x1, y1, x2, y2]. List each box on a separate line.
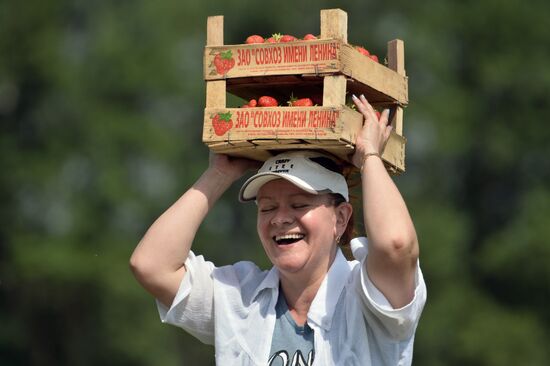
[202, 9, 408, 173]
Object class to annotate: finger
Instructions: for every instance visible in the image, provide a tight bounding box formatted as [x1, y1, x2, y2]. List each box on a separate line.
[352, 96, 375, 123]
[359, 94, 377, 116]
[355, 94, 377, 121]
[351, 94, 367, 112]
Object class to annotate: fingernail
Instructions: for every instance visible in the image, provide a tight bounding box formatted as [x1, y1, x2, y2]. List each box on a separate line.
[352, 94, 358, 100]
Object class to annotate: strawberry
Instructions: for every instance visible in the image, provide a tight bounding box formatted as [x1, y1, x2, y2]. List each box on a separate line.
[355, 46, 370, 57]
[369, 54, 379, 63]
[213, 50, 235, 75]
[258, 96, 278, 107]
[246, 35, 264, 44]
[266, 33, 282, 43]
[288, 97, 314, 107]
[280, 34, 297, 42]
[241, 99, 257, 108]
[303, 33, 318, 40]
[212, 112, 233, 136]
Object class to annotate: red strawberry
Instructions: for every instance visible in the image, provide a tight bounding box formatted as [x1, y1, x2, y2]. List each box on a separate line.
[266, 33, 282, 43]
[280, 34, 297, 42]
[241, 99, 257, 108]
[258, 96, 278, 107]
[212, 112, 233, 136]
[369, 54, 379, 63]
[213, 50, 235, 75]
[289, 97, 314, 107]
[355, 46, 370, 57]
[246, 35, 264, 44]
[303, 34, 318, 40]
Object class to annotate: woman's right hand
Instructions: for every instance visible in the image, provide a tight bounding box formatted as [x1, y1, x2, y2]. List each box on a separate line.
[208, 152, 261, 183]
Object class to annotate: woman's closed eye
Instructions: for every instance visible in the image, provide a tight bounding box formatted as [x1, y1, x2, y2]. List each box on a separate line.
[259, 205, 277, 213]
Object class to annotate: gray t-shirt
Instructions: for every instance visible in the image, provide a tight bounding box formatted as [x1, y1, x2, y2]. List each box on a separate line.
[268, 289, 315, 366]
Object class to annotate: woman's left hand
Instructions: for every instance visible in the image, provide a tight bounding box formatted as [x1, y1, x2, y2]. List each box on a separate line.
[350, 95, 393, 169]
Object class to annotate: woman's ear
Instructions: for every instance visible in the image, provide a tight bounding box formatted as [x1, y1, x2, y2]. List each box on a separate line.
[335, 202, 353, 231]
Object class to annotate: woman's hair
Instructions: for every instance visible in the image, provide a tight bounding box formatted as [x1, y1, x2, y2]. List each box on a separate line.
[310, 155, 358, 259]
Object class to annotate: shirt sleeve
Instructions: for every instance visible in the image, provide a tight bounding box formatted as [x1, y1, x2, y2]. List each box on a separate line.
[350, 237, 427, 341]
[156, 251, 216, 345]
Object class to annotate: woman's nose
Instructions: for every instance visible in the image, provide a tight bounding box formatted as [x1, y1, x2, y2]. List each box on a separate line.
[270, 208, 294, 226]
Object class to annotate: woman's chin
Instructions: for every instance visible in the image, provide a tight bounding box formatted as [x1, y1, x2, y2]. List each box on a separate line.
[273, 255, 307, 274]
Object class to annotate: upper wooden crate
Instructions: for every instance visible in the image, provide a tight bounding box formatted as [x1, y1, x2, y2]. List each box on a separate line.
[202, 8, 408, 173]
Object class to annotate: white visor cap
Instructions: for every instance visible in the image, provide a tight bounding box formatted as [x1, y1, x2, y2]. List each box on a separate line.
[239, 150, 349, 202]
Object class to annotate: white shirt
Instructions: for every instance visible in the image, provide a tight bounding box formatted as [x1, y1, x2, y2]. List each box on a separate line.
[157, 237, 427, 365]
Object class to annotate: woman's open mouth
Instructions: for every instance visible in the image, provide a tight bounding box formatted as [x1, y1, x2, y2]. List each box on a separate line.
[273, 233, 305, 245]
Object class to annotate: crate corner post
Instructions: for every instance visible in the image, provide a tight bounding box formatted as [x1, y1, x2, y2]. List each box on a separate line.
[387, 39, 406, 136]
[320, 8, 348, 43]
[205, 15, 226, 110]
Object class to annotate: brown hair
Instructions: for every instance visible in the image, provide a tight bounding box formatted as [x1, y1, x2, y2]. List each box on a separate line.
[310, 154, 359, 260]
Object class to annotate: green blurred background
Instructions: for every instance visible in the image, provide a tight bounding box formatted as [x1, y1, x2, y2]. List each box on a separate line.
[1, 0, 549, 365]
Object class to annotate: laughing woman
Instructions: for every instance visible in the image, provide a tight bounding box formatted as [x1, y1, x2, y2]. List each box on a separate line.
[130, 95, 426, 365]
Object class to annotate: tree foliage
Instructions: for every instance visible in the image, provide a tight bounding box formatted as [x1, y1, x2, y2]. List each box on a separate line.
[1, 0, 549, 364]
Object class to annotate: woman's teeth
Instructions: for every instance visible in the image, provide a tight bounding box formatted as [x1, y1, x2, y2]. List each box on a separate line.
[274, 233, 305, 245]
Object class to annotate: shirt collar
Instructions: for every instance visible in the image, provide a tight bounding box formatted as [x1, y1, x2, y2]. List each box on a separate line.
[249, 266, 280, 304]
[307, 249, 351, 331]
[249, 249, 351, 330]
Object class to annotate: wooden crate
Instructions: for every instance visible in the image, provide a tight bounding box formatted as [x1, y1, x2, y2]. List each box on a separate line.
[202, 8, 408, 173]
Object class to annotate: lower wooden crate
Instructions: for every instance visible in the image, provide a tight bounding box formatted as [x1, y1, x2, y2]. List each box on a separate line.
[203, 105, 405, 173]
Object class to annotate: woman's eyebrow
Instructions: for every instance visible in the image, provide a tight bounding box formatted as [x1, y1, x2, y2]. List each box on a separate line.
[256, 196, 274, 203]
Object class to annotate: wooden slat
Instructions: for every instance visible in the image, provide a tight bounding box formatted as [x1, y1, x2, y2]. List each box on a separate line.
[203, 40, 342, 80]
[320, 9, 348, 43]
[323, 75, 347, 107]
[205, 16, 226, 109]
[391, 105, 404, 136]
[381, 132, 405, 173]
[387, 39, 406, 76]
[207, 16, 223, 46]
[340, 44, 408, 104]
[206, 81, 226, 109]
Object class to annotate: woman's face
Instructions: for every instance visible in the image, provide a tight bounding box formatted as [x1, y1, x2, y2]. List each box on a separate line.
[256, 179, 351, 279]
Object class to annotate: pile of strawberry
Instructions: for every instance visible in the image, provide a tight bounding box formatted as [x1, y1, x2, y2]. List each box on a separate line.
[241, 95, 314, 108]
[245, 33, 380, 64]
[245, 33, 318, 44]
[240, 95, 384, 121]
[355, 46, 379, 63]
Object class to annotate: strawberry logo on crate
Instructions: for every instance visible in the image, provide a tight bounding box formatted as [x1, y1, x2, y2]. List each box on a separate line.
[211, 50, 235, 75]
[211, 112, 233, 136]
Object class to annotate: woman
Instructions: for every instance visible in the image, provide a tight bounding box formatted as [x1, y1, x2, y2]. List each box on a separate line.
[130, 95, 426, 365]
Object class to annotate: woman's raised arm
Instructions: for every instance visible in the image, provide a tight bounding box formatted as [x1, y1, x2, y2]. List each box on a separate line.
[129, 154, 258, 307]
[352, 95, 419, 309]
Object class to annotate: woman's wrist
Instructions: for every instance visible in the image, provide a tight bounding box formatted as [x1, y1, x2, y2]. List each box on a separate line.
[359, 152, 382, 172]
